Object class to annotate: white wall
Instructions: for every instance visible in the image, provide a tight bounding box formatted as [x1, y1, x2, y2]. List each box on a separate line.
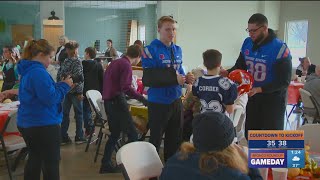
[279, 1, 320, 65]
[261, 1, 281, 30]
[157, 1, 282, 70]
[40, 1, 65, 38]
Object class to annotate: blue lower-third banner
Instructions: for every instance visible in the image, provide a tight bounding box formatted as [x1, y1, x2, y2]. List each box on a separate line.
[248, 149, 305, 168]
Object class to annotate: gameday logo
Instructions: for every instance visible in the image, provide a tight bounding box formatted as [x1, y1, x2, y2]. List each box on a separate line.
[249, 150, 287, 168]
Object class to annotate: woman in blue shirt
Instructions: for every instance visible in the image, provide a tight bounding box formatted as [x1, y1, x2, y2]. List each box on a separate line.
[17, 39, 73, 180]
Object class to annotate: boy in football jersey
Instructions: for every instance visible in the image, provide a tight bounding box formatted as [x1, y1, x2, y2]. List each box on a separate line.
[186, 49, 238, 114]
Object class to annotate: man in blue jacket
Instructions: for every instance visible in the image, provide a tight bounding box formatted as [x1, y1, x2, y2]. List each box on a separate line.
[221, 13, 292, 139]
[142, 16, 194, 162]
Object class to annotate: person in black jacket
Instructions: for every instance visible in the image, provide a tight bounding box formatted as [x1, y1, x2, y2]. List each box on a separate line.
[82, 47, 104, 136]
[220, 13, 292, 139]
[296, 57, 316, 77]
[54, 35, 69, 64]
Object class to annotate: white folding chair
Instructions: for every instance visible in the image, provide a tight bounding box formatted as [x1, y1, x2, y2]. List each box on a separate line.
[299, 88, 320, 125]
[230, 105, 244, 143]
[0, 110, 27, 180]
[116, 141, 163, 180]
[92, 99, 113, 163]
[230, 105, 244, 127]
[86, 90, 102, 116]
[85, 90, 103, 152]
[298, 124, 320, 152]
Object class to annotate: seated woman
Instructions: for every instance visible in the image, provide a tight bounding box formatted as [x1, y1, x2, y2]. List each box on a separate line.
[296, 57, 316, 77]
[160, 111, 262, 180]
[1, 45, 20, 91]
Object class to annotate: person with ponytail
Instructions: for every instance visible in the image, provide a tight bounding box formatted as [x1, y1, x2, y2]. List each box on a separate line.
[160, 111, 262, 180]
[1, 45, 20, 91]
[17, 39, 73, 180]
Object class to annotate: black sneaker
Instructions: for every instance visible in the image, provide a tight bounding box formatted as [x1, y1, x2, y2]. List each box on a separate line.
[85, 127, 96, 138]
[61, 136, 72, 146]
[75, 136, 87, 145]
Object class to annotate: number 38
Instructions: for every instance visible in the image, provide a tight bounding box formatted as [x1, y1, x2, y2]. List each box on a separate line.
[246, 61, 267, 82]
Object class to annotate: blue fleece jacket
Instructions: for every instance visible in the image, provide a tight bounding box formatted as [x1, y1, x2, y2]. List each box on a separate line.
[142, 39, 185, 104]
[17, 60, 70, 128]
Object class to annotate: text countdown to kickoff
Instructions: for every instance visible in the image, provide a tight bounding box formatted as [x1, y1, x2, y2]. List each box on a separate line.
[248, 130, 304, 149]
[248, 149, 305, 168]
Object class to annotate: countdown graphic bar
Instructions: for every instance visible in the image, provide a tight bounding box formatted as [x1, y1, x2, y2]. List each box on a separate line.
[248, 130, 304, 149]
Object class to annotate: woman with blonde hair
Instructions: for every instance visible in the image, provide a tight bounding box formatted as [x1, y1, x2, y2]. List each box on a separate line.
[54, 35, 69, 64]
[160, 111, 262, 180]
[17, 39, 73, 180]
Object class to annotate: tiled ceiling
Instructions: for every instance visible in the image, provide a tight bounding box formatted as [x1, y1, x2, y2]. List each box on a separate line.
[1, 1, 157, 9]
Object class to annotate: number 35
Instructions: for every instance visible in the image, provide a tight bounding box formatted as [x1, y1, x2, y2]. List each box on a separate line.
[246, 61, 267, 82]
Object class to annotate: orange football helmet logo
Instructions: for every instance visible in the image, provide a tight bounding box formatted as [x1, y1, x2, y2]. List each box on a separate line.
[228, 69, 254, 96]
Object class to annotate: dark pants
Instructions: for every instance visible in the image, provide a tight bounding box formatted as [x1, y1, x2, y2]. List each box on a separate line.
[83, 97, 94, 132]
[1, 81, 15, 92]
[148, 98, 183, 162]
[61, 93, 84, 139]
[245, 90, 287, 140]
[101, 94, 138, 166]
[18, 125, 60, 180]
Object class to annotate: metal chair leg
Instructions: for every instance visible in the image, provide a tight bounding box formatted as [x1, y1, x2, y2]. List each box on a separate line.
[95, 127, 103, 145]
[11, 147, 28, 171]
[1, 139, 13, 180]
[85, 130, 94, 152]
[94, 131, 104, 163]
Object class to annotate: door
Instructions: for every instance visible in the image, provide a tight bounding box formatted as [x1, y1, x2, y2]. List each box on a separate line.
[43, 25, 64, 50]
[11, 24, 33, 48]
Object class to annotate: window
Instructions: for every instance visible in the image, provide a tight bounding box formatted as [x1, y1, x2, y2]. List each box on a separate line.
[138, 24, 146, 45]
[285, 20, 309, 67]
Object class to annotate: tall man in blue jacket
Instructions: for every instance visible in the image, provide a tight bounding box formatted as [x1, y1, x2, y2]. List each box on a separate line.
[142, 16, 194, 162]
[221, 13, 292, 139]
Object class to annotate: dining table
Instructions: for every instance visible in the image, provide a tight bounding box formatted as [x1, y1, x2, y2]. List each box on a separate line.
[0, 101, 20, 136]
[286, 81, 305, 120]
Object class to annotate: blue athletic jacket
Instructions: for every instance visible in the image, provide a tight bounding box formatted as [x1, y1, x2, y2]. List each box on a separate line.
[241, 37, 291, 88]
[17, 60, 70, 128]
[142, 39, 185, 104]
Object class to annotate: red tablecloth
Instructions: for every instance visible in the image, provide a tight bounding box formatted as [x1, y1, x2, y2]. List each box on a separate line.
[0, 110, 20, 136]
[287, 81, 304, 105]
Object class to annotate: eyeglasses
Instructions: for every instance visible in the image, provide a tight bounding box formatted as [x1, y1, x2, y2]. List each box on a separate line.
[246, 26, 264, 33]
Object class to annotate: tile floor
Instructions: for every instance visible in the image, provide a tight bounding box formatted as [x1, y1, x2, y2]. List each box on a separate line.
[0, 110, 125, 180]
